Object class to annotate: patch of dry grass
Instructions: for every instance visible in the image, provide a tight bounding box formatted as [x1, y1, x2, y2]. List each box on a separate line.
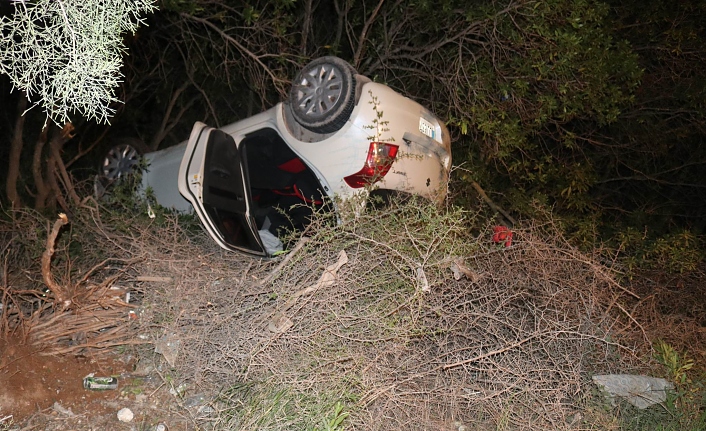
[124, 198, 646, 430]
[3, 196, 675, 430]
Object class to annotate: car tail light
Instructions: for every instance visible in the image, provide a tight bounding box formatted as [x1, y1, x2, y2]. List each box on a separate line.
[344, 142, 399, 188]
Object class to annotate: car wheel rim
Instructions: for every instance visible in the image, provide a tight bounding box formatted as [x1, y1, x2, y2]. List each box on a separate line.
[294, 63, 344, 118]
[101, 144, 140, 180]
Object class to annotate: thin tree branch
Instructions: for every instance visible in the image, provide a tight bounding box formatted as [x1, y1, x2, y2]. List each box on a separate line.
[179, 13, 283, 89]
[353, 0, 386, 68]
[150, 81, 191, 151]
[471, 180, 518, 226]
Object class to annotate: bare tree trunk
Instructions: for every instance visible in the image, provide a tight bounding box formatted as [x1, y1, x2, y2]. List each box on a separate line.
[46, 153, 70, 214]
[6, 94, 27, 209]
[49, 125, 80, 208]
[33, 126, 51, 211]
[333, 0, 351, 52]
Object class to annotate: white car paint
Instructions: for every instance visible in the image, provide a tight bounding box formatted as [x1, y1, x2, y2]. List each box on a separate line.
[140, 77, 451, 256]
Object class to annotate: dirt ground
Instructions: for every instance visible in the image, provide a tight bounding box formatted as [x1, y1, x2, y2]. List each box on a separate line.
[0, 336, 186, 431]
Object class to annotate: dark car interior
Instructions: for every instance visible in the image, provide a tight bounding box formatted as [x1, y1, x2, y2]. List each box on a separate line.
[241, 128, 329, 238]
[201, 127, 329, 254]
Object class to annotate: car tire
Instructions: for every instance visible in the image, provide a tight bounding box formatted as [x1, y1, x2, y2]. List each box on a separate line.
[94, 138, 148, 199]
[289, 56, 357, 134]
[98, 138, 147, 181]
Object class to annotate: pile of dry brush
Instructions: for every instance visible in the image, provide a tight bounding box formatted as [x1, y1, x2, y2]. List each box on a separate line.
[123, 199, 650, 431]
[0, 201, 194, 355]
[2, 196, 669, 430]
[0, 186, 706, 430]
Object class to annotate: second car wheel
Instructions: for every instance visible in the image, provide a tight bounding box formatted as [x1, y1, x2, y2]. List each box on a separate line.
[94, 138, 149, 200]
[99, 139, 146, 180]
[289, 56, 357, 134]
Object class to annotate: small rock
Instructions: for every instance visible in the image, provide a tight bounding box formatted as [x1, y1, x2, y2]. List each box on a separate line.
[169, 382, 188, 398]
[117, 407, 134, 422]
[198, 404, 215, 415]
[135, 393, 148, 403]
[593, 374, 674, 409]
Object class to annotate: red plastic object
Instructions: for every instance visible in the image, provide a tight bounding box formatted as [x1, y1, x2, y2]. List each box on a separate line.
[277, 158, 307, 174]
[492, 225, 513, 247]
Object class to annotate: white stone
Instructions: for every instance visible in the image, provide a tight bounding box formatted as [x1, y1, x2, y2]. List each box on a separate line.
[117, 407, 134, 422]
[593, 374, 674, 409]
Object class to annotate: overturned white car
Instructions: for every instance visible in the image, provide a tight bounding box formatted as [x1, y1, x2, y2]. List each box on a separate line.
[100, 57, 452, 257]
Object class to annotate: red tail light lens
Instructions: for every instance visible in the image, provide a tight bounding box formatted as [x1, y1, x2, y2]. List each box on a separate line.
[344, 142, 399, 188]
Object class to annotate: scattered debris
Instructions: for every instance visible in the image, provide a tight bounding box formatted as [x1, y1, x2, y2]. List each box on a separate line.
[592, 374, 674, 409]
[83, 375, 119, 390]
[449, 257, 480, 282]
[183, 393, 208, 408]
[52, 402, 75, 417]
[492, 225, 513, 247]
[304, 249, 348, 292]
[155, 333, 181, 367]
[267, 312, 294, 334]
[416, 265, 430, 292]
[169, 382, 189, 398]
[267, 249, 349, 334]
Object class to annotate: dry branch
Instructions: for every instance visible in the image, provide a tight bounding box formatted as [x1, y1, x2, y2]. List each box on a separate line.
[41, 213, 69, 307]
[178, 12, 285, 93]
[1, 207, 156, 355]
[470, 180, 517, 226]
[136, 275, 173, 283]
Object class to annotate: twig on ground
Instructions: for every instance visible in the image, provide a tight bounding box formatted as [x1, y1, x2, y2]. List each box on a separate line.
[136, 276, 174, 282]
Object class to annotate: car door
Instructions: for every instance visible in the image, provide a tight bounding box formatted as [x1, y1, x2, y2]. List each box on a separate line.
[178, 122, 268, 257]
